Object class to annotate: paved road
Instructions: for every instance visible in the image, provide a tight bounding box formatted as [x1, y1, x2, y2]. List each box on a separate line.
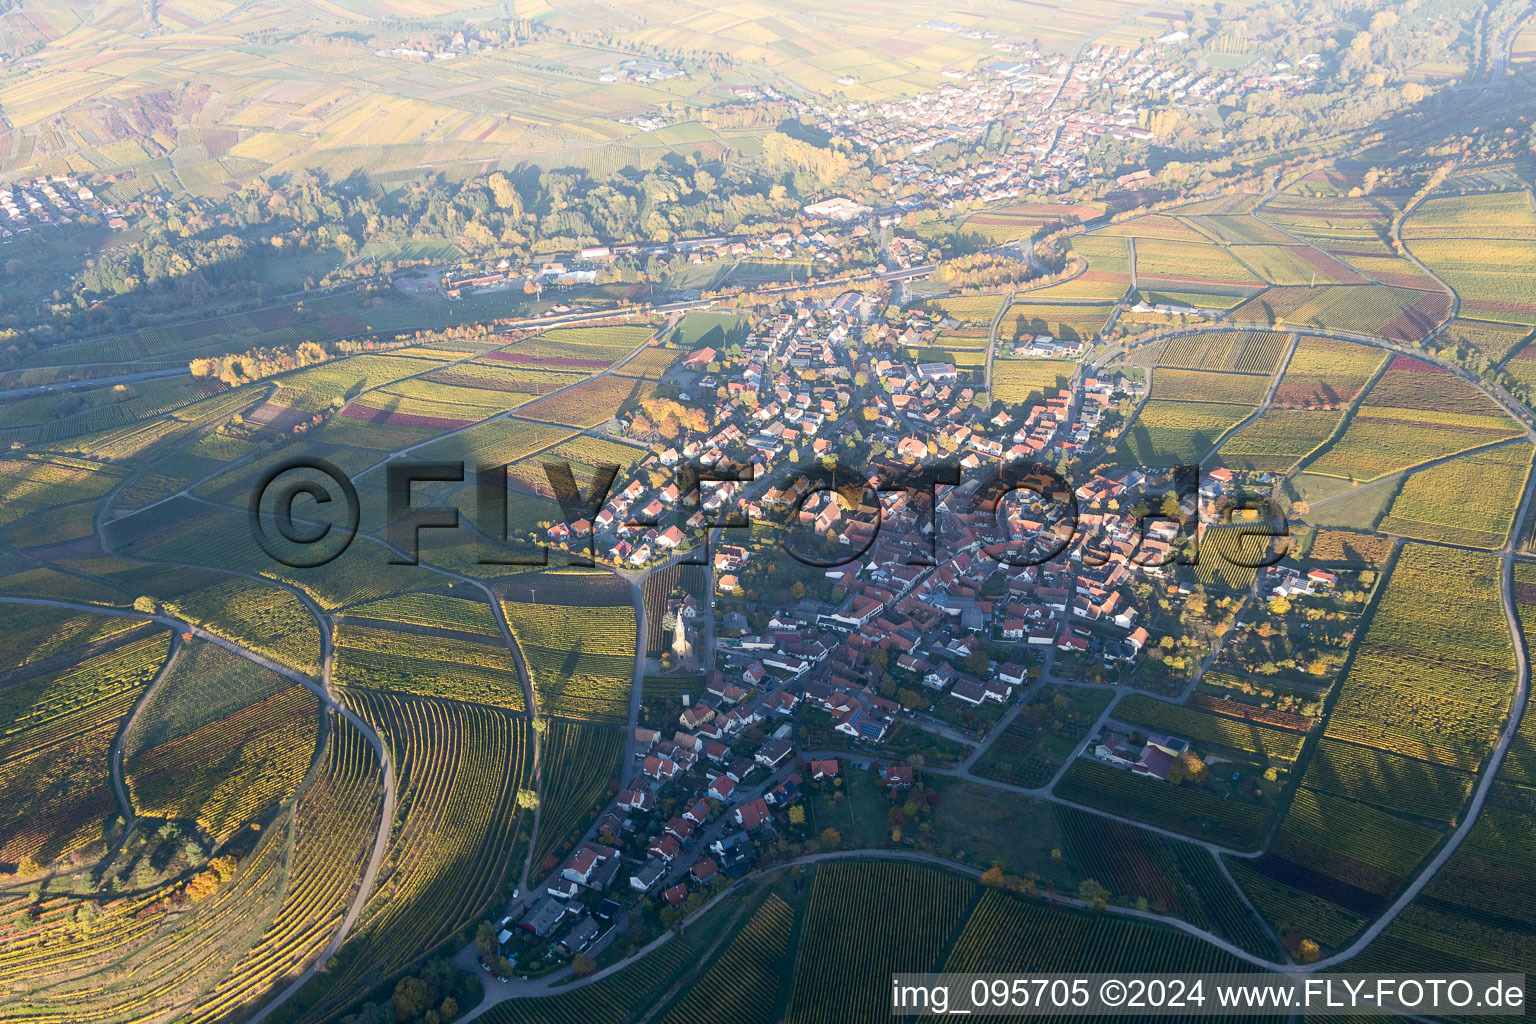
[108, 631, 185, 829]
[0, 366, 186, 400]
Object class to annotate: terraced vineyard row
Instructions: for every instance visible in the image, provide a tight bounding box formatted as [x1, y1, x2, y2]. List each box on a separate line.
[186, 714, 384, 1024]
[291, 690, 531, 1023]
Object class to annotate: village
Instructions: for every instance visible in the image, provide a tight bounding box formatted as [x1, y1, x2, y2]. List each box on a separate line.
[809, 41, 1321, 202]
[483, 283, 1276, 978]
[0, 173, 124, 239]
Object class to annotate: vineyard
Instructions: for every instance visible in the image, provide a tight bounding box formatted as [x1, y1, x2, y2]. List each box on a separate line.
[1324, 545, 1516, 770]
[479, 936, 696, 1024]
[1406, 209, 1536, 326]
[1132, 239, 1262, 289]
[1117, 400, 1255, 467]
[506, 435, 645, 498]
[1272, 336, 1385, 409]
[425, 362, 589, 396]
[1300, 737, 1475, 821]
[295, 690, 532, 1022]
[1054, 758, 1271, 849]
[1056, 804, 1195, 915]
[942, 885, 1255, 974]
[0, 809, 293, 1024]
[0, 456, 123, 527]
[501, 596, 634, 722]
[412, 418, 576, 471]
[1156, 330, 1287, 374]
[184, 714, 383, 1024]
[1376, 442, 1533, 549]
[341, 591, 501, 637]
[0, 607, 147, 673]
[1229, 860, 1368, 950]
[1115, 695, 1306, 764]
[1218, 408, 1341, 473]
[1232, 285, 1446, 341]
[0, 627, 170, 765]
[1443, 317, 1535, 364]
[971, 686, 1112, 788]
[922, 294, 1009, 325]
[961, 200, 1102, 242]
[993, 358, 1075, 406]
[0, 628, 172, 862]
[661, 894, 795, 1024]
[785, 862, 976, 1024]
[165, 578, 322, 676]
[1151, 368, 1272, 407]
[1008, 302, 1114, 342]
[517, 374, 655, 429]
[1229, 244, 1366, 286]
[1306, 361, 1522, 481]
[1269, 787, 1442, 898]
[531, 721, 624, 874]
[126, 680, 320, 844]
[332, 622, 528, 712]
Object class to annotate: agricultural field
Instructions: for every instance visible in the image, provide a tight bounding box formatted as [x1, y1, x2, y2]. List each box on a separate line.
[1323, 544, 1516, 772]
[517, 374, 656, 429]
[1306, 356, 1522, 481]
[426, 362, 591, 397]
[1008, 302, 1115, 342]
[1156, 330, 1288, 374]
[1117, 399, 1256, 467]
[1375, 442, 1534, 548]
[125, 640, 320, 843]
[341, 591, 501, 636]
[1054, 758, 1272, 849]
[1407, 236, 1536, 326]
[992, 358, 1075, 405]
[785, 862, 977, 1024]
[293, 689, 532, 1020]
[500, 575, 635, 722]
[333, 621, 527, 712]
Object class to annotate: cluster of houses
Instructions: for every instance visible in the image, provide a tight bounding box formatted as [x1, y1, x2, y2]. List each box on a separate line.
[808, 40, 1319, 202]
[1, 174, 120, 239]
[1266, 563, 1337, 599]
[1092, 728, 1193, 781]
[514, 687, 813, 958]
